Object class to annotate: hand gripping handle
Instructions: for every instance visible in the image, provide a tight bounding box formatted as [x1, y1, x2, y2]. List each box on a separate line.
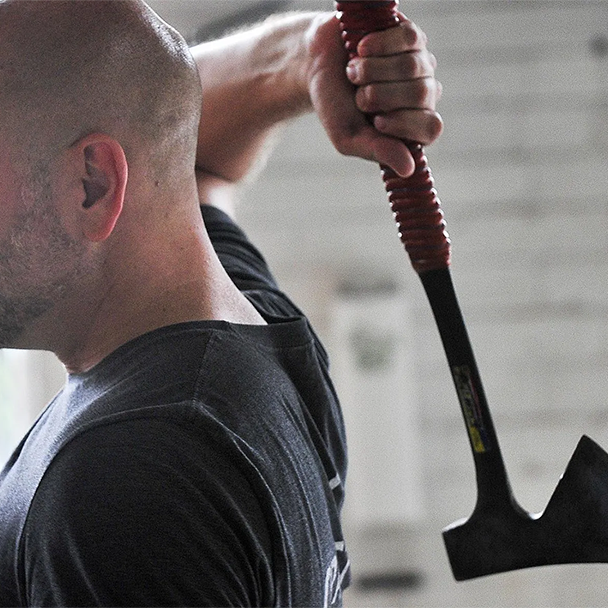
[336, 0, 451, 274]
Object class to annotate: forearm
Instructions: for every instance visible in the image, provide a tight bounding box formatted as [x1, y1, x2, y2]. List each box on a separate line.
[191, 12, 331, 185]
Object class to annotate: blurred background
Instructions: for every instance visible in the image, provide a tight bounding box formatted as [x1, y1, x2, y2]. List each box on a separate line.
[2, 1, 608, 605]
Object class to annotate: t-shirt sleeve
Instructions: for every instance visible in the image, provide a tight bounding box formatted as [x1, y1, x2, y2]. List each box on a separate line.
[200, 205, 306, 321]
[22, 417, 275, 607]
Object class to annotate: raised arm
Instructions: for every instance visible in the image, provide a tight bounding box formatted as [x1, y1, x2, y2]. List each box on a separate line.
[190, 10, 442, 211]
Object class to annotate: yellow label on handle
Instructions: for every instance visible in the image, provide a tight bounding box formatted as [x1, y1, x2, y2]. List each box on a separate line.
[452, 365, 490, 454]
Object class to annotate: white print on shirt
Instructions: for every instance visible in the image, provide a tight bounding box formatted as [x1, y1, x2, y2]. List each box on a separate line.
[324, 554, 340, 608]
[323, 542, 350, 608]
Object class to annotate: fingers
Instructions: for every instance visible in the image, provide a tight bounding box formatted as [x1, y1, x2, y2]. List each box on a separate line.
[307, 12, 442, 176]
[347, 49, 437, 84]
[346, 18, 437, 90]
[355, 78, 441, 114]
[343, 17, 442, 148]
[371, 134, 416, 177]
[356, 75, 443, 145]
[357, 17, 428, 57]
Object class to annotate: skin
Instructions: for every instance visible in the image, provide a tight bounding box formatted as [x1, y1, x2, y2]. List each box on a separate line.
[0, 156, 80, 348]
[0, 1, 441, 375]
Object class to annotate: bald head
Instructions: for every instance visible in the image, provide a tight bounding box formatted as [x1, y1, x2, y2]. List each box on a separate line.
[0, 0, 202, 181]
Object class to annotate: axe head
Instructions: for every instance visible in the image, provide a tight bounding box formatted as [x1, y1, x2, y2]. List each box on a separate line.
[443, 435, 608, 581]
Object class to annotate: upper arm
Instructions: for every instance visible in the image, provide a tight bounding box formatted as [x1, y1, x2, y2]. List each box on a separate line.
[23, 418, 274, 607]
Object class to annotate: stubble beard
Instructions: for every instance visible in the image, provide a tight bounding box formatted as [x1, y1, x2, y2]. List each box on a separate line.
[0, 165, 85, 349]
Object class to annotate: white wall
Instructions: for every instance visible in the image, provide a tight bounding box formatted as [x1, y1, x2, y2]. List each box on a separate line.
[0, 351, 65, 465]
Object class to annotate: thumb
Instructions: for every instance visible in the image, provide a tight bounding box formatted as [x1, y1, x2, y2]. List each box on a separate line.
[369, 132, 416, 178]
[349, 124, 415, 177]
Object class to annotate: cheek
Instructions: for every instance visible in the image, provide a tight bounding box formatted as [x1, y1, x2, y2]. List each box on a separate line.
[0, 196, 18, 239]
[0, 166, 24, 241]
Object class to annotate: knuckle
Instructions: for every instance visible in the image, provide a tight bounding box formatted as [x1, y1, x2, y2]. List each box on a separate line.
[419, 77, 441, 108]
[396, 52, 419, 79]
[356, 85, 379, 113]
[404, 52, 434, 80]
[412, 79, 430, 107]
[415, 53, 431, 78]
[402, 28, 418, 48]
[400, 19, 425, 48]
[425, 113, 444, 142]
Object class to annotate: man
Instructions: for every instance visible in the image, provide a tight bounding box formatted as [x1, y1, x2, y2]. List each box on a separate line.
[0, 1, 441, 605]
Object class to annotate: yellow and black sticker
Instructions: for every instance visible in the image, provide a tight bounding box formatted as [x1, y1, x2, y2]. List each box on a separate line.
[452, 365, 491, 454]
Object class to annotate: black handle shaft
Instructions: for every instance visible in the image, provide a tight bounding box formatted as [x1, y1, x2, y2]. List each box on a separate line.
[420, 269, 514, 508]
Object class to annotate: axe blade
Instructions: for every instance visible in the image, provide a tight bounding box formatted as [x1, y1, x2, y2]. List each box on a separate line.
[443, 435, 608, 581]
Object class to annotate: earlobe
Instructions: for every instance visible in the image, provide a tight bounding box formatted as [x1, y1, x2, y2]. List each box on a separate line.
[76, 135, 128, 242]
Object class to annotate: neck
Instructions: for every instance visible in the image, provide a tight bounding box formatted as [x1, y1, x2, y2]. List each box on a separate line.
[54, 203, 265, 374]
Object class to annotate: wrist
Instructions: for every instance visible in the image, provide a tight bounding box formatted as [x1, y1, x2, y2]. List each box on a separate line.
[257, 12, 333, 122]
[303, 12, 343, 93]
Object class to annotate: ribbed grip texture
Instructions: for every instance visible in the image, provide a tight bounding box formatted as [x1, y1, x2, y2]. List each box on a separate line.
[336, 0, 451, 273]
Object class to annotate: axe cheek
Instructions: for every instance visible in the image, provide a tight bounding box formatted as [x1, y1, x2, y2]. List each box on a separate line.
[443, 435, 608, 581]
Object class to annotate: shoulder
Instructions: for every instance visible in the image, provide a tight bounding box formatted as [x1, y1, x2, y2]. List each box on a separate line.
[29, 414, 270, 532]
[22, 415, 274, 606]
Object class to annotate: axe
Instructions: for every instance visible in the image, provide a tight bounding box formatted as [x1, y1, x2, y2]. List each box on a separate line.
[337, 0, 608, 581]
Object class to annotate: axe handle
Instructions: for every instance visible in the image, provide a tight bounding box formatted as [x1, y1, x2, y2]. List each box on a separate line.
[337, 0, 515, 509]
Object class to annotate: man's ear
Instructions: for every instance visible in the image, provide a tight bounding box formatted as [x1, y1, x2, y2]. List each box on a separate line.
[73, 134, 128, 242]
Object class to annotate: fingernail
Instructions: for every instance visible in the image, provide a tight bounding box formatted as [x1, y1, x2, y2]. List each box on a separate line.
[346, 60, 359, 82]
[374, 115, 387, 131]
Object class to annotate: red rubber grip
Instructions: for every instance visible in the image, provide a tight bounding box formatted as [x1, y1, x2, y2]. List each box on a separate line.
[336, 0, 451, 273]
